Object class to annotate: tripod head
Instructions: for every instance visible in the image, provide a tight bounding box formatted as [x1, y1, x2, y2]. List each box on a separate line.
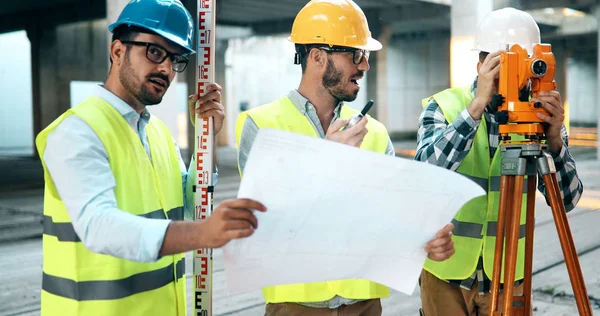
[491, 43, 557, 141]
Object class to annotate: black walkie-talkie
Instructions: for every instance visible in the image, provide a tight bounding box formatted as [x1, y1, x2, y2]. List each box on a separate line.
[342, 100, 374, 130]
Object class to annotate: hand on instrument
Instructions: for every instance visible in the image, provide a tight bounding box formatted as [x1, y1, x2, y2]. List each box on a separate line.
[325, 116, 368, 148]
[469, 50, 503, 120]
[198, 198, 266, 248]
[425, 223, 455, 261]
[533, 90, 565, 155]
[188, 83, 225, 135]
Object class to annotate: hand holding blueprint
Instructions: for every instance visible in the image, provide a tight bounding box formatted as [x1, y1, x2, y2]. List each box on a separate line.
[223, 129, 485, 295]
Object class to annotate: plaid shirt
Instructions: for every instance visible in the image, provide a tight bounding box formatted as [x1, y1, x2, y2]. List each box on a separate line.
[415, 79, 583, 293]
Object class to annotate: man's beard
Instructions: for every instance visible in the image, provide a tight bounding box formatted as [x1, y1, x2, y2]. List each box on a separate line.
[119, 50, 168, 106]
[322, 57, 361, 102]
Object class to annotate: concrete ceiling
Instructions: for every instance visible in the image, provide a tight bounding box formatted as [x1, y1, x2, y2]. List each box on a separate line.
[0, 0, 597, 41]
[0, 0, 452, 38]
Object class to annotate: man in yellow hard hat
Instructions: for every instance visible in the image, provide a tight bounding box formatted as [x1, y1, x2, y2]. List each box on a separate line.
[415, 7, 583, 315]
[36, 0, 265, 315]
[235, 0, 455, 315]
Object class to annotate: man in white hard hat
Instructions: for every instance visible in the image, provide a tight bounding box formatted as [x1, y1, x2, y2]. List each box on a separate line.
[414, 7, 583, 315]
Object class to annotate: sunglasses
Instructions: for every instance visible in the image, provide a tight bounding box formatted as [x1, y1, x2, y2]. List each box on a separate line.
[318, 46, 370, 65]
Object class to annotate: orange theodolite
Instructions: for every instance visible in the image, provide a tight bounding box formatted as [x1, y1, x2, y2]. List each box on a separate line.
[491, 43, 557, 139]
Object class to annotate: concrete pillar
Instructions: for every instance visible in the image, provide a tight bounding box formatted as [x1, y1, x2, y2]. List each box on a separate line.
[106, 0, 130, 87]
[27, 15, 109, 158]
[373, 24, 393, 127]
[106, 0, 131, 43]
[27, 17, 60, 157]
[56, 20, 109, 112]
[450, 0, 523, 88]
[450, 0, 492, 87]
[365, 11, 393, 125]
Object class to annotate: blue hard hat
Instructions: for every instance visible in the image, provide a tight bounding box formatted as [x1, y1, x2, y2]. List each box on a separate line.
[109, 0, 195, 55]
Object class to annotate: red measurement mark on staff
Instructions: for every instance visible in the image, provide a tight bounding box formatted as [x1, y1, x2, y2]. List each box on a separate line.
[199, 11, 207, 30]
[200, 65, 209, 80]
[196, 152, 204, 172]
[195, 206, 208, 219]
[198, 81, 207, 95]
[197, 248, 208, 255]
[201, 187, 209, 205]
[202, 119, 210, 137]
[196, 274, 207, 290]
[199, 30, 211, 45]
[195, 257, 209, 289]
[201, 47, 211, 66]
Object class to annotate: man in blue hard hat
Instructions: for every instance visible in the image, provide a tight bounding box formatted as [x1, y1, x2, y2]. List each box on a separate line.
[35, 1, 265, 315]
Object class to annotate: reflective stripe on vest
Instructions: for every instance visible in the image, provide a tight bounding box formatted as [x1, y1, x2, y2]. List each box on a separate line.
[235, 97, 390, 303]
[451, 219, 483, 239]
[43, 206, 183, 242]
[42, 258, 185, 301]
[451, 219, 527, 239]
[487, 221, 527, 239]
[463, 175, 487, 192]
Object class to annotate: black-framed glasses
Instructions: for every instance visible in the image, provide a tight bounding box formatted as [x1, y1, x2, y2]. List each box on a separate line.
[120, 40, 189, 73]
[318, 46, 370, 65]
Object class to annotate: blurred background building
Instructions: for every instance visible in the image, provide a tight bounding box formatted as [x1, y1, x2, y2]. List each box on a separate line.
[0, 0, 598, 165]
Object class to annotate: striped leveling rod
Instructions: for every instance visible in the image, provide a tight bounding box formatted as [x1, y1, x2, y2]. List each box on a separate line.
[194, 0, 216, 315]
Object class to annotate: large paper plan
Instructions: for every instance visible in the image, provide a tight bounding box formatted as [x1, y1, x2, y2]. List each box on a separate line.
[224, 129, 485, 295]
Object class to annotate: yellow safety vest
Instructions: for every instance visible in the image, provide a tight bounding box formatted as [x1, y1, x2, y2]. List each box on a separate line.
[421, 87, 528, 282]
[235, 97, 390, 303]
[36, 96, 186, 316]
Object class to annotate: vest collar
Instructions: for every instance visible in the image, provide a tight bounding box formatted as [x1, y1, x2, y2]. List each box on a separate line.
[95, 85, 151, 126]
[287, 89, 343, 117]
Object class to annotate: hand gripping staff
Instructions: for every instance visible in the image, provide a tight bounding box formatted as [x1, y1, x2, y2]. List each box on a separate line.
[194, 0, 215, 315]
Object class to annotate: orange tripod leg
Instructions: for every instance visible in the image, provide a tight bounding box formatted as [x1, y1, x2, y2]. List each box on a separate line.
[541, 171, 593, 315]
[522, 176, 537, 315]
[501, 176, 525, 316]
[491, 176, 514, 315]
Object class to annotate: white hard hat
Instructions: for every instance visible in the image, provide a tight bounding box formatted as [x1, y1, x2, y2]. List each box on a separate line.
[473, 7, 540, 56]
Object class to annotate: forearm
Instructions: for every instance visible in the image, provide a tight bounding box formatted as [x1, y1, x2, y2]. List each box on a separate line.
[537, 128, 583, 212]
[415, 103, 479, 171]
[77, 195, 171, 262]
[159, 220, 208, 256]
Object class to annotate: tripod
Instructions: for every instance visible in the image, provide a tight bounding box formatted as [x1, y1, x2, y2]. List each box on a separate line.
[488, 138, 593, 316]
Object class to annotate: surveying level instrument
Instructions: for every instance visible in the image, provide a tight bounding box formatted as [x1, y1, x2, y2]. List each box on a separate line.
[194, 0, 216, 315]
[488, 43, 592, 316]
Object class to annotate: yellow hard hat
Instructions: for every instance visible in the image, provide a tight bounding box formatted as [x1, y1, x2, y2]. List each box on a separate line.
[288, 0, 382, 51]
